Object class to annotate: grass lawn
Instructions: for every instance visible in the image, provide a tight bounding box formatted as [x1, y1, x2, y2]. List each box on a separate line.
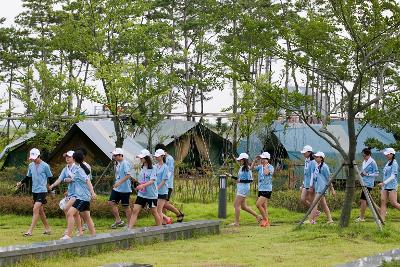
[2, 198, 400, 267]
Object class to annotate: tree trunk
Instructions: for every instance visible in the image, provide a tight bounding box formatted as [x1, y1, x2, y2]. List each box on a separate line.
[113, 116, 124, 148]
[167, 2, 176, 115]
[183, 0, 191, 121]
[339, 112, 356, 227]
[67, 57, 74, 116]
[232, 78, 238, 154]
[232, 19, 239, 155]
[7, 66, 14, 143]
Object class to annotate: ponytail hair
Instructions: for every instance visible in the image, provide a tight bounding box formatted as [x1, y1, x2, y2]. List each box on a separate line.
[389, 154, 396, 166]
[309, 152, 315, 161]
[318, 157, 325, 173]
[73, 151, 90, 175]
[242, 158, 249, 172]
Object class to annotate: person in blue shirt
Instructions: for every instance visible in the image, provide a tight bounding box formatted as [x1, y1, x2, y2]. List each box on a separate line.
[378, 148, 400, 222]
[61, 151, 96, 240]
[108, 148, 132, 229]
[17, 148, 53, 237]
[251, 152, 274, 227]
[128, 149, 162, 229]
[229, 153, 261, 227]
[308, 152, 336, 224]
[300, 145, 317, 209]
[355, 147, 379, 222]
[49, 150, 84, 236]
[155, 143, 184, 223]
[76, 147, 93, 232]
[154, 149, 170, 225]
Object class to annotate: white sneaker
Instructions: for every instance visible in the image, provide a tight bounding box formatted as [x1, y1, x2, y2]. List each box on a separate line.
[111, 220, 125, 229]
[355, 217, 365, 222]
[60, 235, 71, 240]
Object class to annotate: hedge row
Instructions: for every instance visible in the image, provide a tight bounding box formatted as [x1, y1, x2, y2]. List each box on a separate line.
[1, 188, 387, 217]
[269, 188, 383, 212]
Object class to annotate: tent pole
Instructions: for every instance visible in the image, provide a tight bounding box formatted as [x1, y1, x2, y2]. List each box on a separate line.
[93, 159, 114, 189]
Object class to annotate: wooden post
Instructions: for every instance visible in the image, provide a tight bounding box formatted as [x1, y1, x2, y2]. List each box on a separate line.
[353, 161, 384, 230]
[297, 164, 344, 227]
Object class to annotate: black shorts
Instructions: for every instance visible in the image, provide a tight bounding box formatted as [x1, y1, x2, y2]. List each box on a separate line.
[73, 199, 90, 212]
[360, 187, 373, 200]
[33, 193, 47, 204]
[384, 189, 396, 192]
[166, 188, 173, 201]
[135, 196, 157, 208]
[109, 190, 130, 206]
[158, 194, 168, 200]
[258, 191, 272, 199]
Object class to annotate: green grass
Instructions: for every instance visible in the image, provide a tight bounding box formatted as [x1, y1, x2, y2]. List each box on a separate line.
[2, 198, 400, 267]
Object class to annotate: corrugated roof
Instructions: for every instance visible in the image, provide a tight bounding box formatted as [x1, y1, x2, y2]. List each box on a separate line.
[76, 120, 145, 162]
[134, 119, 198, 148]
[238, 120, 396, 160]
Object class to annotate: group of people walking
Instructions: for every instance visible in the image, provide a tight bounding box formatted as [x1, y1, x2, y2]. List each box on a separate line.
[15, 142, 400, 237]
[303, 145, 400, 224]
[17, 144, 184, 239]
[230, 145, 400, 226]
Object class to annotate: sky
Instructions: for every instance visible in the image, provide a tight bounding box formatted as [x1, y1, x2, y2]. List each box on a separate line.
[0, 0, 235, 120]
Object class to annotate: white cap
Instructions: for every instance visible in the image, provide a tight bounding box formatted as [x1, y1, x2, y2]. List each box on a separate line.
[314, 151, 325, 158]
[112, 148, 124, 155]
[154, 149, 165, 157]
[29, 148, 40, 160]
[384, 148, 396, 155]
[137, 149, 151, 158]
[260, 152, 271, 159]
[236, 153, 249, 161]
[63, 150, 74, 157]
[301, 145, 313, 154]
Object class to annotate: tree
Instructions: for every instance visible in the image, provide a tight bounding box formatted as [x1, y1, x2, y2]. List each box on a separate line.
[261, 0, 400, 227]
[60, 0, 172, 147]
[171, 0, 221, 121]
[217, 0, 279, 153]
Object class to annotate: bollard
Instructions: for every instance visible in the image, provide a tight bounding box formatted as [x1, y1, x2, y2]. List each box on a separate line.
[218, 174, 227, 219]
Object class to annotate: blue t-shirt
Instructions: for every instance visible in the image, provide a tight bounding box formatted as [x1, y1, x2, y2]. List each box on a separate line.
[237, 166, 252, 194]
[72, 166, 91, 202]
[314, 163, 330, 194]
[27, 161, 52, 193]
[137, 167, 158, 200]
[255, 164, 274, 192]
[304, 159, 316, 188]
[166, 155, 175, 189]
[114, 159, 132, 193]
[156, 163, 169, 195]
[383, 160, 398, 190]
[361, 158, 379, 188]
[59, 164, 78, 197]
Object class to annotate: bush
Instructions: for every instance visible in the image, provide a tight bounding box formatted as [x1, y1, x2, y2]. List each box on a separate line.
[270, 188, 383, 213]
[270, 190, 346, 212]
[0, 194, 149, 218]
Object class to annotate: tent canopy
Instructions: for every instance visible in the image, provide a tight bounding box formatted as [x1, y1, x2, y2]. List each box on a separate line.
[48, 120, 145, 165]
[0, 132, 36, 169]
